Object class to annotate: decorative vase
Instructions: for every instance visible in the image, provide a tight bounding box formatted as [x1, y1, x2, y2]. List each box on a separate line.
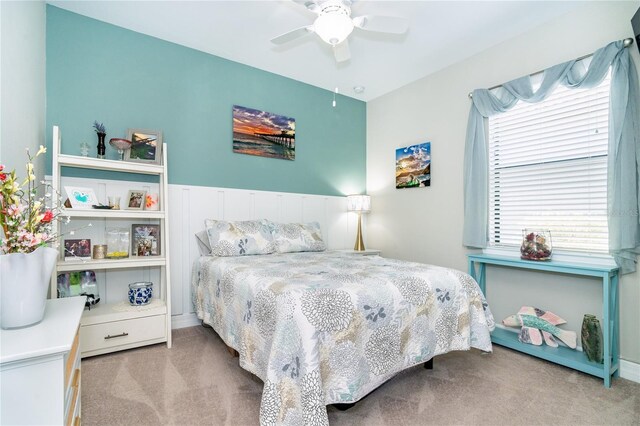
[581, 314, 604, 364]
[0, 247, 58, 329]
[520, 229, 552, 261]
[128, 282, 153, 306]
[97, 132, 106, 159]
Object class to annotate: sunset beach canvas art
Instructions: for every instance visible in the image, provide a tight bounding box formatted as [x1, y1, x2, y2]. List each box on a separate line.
[396, 142, 431, 188]
[233, 105, 296, 160]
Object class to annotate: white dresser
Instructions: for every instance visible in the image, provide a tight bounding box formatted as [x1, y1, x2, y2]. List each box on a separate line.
[1, 297, 85, 425]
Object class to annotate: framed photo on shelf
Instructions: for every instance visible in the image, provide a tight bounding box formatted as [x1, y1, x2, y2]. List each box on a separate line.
[126, 190, 146, 210]
[131, 224, 161, 256]
[64, 238, 91, 261]
[64, 186, 98, 209]
[125, 129, 163, 164]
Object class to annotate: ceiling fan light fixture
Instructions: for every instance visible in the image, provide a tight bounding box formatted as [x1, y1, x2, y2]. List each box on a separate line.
[313, 12, 354, 46]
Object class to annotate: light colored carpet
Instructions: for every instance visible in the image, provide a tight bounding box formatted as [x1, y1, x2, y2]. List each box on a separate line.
[81, 326, 640, 425]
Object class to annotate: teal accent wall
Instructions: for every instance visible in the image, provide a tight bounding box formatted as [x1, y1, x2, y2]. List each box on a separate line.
[46, 6, 366, 196]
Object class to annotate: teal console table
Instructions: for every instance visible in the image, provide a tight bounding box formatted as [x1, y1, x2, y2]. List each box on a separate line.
[468, 253, 620, 387]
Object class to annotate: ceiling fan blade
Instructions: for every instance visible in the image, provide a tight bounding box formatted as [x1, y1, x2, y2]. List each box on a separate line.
[291, 0, 321, 14]
[271, 26, 315, 45]
[352, 15, 408, 34]
[333, 40, 351, 63]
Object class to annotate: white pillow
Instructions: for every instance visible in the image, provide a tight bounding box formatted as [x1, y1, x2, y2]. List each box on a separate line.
[204, 219, 275, 257]
[195, 230, 211, 256]
[270, 222, 326, 253]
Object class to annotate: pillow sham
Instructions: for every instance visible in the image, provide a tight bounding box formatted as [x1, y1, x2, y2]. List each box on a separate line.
[204, 219, 275, 256]
[270, 221, 326, 253]
[195, 230, 212, 256]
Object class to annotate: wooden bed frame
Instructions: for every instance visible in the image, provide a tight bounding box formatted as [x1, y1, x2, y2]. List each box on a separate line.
[202, 321, 434, 411]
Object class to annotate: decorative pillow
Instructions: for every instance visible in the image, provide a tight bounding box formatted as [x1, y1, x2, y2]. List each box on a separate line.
[204, 219, 275, 256]
[270, 222, 326, 253]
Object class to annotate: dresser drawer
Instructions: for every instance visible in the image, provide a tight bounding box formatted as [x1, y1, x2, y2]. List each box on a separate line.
[80, 315, 166, 353]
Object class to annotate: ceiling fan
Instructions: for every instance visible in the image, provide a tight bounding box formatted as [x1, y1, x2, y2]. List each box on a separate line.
[271, 0, 409, 63]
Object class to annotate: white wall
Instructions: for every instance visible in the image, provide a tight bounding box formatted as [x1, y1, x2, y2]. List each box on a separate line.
[367, 2, 640, 363]
[0, 1, 46, 179]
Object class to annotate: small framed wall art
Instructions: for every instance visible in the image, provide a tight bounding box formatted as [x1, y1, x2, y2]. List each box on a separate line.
[64, 186, 98, 209]
[125, 129, 163, 164]
[396, 142, 431, 189]
[126, 190, 146, 210]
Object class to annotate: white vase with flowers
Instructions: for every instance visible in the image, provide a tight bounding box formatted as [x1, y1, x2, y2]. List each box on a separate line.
[0, 146, 67, 329]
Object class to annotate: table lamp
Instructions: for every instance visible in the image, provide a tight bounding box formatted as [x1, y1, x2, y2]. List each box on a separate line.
[347, 194, 371, 251]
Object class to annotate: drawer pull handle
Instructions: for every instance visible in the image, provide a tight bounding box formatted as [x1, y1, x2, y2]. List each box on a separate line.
[104, 332, 129, 340]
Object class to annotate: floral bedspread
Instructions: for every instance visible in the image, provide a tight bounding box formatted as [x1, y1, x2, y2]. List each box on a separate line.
[192, 251, 494, 425]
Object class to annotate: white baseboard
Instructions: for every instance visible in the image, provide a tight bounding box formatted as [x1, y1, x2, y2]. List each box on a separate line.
[620, 359, 640, 383]
[171, 313, 201, 329]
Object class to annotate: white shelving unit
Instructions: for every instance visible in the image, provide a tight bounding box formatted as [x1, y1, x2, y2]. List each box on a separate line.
[50, 125, 172, 357]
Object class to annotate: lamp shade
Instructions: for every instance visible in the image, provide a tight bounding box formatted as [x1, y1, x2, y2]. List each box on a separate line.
[313, 13, 354, 45]
[347, 195, 371, 213]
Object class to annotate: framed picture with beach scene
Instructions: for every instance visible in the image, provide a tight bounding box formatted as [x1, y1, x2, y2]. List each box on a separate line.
[125, 129, 163, 164]
[232, 105, 296, 161]
[396, 142, 431, 189]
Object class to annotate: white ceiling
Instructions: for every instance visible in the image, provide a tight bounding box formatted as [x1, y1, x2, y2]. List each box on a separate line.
[47, 0, 587, 101]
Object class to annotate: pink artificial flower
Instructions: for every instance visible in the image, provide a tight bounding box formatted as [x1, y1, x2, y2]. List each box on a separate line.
[31, 234, 43, 246]
[6, 204, 24, 217]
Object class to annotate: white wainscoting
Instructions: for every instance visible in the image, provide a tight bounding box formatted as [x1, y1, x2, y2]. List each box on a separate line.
[168, 184, 358, 326]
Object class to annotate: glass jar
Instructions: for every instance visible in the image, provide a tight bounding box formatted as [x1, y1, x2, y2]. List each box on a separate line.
[520, 229, 552, 261]
[106, 228, 130, 258]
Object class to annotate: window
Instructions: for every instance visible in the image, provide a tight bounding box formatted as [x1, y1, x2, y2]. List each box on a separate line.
[488, 73, 610, 253]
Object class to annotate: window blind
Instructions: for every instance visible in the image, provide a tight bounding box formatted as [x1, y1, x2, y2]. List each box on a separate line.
[488, 74, 610, 253]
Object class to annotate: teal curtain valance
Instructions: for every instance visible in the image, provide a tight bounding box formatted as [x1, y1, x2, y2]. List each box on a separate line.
[463, 40, 640, 273]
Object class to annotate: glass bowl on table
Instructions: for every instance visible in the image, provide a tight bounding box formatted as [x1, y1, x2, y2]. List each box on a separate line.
[520, 229, 552, 261]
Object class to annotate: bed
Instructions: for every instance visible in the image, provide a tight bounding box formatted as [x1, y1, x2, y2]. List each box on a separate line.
[192, 249, 494, 425]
